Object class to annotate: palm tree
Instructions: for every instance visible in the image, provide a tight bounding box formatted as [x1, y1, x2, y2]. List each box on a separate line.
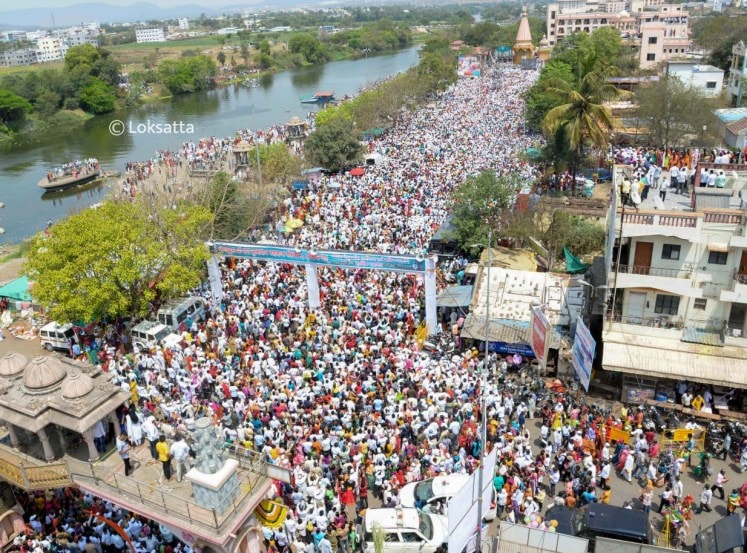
[541, 67, 621, 182]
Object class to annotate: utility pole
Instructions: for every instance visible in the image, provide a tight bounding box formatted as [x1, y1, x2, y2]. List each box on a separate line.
[475, 229, 491, 553]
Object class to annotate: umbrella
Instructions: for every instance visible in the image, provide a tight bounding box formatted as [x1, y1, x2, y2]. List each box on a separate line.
[286, 218, 304, 229]
[350, 167, 365, 177]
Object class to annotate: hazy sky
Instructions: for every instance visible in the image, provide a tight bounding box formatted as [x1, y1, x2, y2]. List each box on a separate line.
[0, 0, 193, 11]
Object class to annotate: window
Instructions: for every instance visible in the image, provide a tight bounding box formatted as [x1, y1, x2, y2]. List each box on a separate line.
[708, 251, 728, 265]
[647, 53, 656, 61]
[655, 294, 680, 315]
[694, 298, 707, 310]
[401, 533, 423, 543]
[706, 81, 717, 89]
[662, 244, 681, 260]
[648, 36, 658, 44]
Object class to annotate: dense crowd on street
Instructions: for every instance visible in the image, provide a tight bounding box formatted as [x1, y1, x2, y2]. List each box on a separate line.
[17, 63, 747, 553]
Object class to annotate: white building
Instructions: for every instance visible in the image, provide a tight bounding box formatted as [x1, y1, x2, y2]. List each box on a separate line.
[666, 61, 723, 95]
[603, 164, 747, 404]
[216, 27, 240, 35]
[35, 37, 65, 62]
[135, 28, 165, 43]
[178, 18, 189, 30]
[0, 48, 37, 67]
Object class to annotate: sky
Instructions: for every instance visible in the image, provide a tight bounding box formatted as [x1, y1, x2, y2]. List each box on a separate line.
[0, 0, 194, 11]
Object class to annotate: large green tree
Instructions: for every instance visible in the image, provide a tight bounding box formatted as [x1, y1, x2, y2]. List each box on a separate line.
[78, 77, 116, 114]
[635, 75, 723, 148]
[541, 67, 619, 176]
[304, 117, 363, 172]
[449, 171, 521, 254]
[288, 32, 326, 64]
[24, 201, 212, 321]
[0, 89, 32, 126]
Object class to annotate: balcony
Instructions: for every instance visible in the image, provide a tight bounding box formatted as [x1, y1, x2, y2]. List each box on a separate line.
[720, 272, 747, 303]
[618, 210, 702, 241]
[612, 263, 702, 297]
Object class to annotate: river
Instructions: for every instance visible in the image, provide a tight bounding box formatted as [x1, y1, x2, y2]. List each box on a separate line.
[0, 45, 421, 245]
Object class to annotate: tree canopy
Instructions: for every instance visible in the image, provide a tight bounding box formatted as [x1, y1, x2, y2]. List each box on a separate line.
[635, 75, 723, 148]
[288, 33, 327, 64]
[24, 201, 212, 322]
[449, 171, 520, 254]
[304, 117, 364, 172]
[0, 89, 32, 127]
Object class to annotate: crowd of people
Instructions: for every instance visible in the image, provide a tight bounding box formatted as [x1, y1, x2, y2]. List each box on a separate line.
[55, 65, 541, 552]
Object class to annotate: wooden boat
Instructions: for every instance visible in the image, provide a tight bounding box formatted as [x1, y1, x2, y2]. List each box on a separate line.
[38, 164, 101, 192]
[300, 91, 336, 105]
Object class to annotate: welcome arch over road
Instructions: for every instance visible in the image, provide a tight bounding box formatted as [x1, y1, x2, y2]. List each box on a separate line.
[208, 242, 439, 335]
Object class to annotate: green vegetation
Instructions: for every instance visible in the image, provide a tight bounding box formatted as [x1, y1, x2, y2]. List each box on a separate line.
[0, 89, 32, 131]
[692, 14, 747, 71]
[0, 44, 120, 138]
[288, 33, 327, 64]
[24, 200, 212, 321]
[635, 75, 723, 148]
[525, 28, 625, 174]
[157, 55, 217, 94]
[304, 117, 364, 173]
[450, 171, 520, 254]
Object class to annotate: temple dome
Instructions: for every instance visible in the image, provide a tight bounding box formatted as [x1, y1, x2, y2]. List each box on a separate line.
[61, 370, 94, 400]
[23, 356, 67, 391]
[0, 352, 28, 378]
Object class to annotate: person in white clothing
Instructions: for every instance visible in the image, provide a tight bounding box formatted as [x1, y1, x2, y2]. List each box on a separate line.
[169, 433, 192, 482]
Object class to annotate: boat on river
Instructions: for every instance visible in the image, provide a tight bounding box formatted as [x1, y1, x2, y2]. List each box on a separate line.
[300, 91, 336, 105]
[38, 160, 102, 192]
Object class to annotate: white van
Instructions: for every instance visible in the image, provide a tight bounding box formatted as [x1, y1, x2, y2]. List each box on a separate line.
[362, 507, 447, 553]
[131, 321, 172, 352]
[39, 322, 76, 352]
[156, 296, 205, 331]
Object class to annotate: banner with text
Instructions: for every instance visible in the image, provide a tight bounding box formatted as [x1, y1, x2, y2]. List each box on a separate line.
[530, 306, 550, 368]
[572, 318, 595, 392]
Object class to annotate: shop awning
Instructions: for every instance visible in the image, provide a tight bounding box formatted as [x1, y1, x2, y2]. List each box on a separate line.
[437, 285, 474, 308]
[460, 314, 563, 350]
[603, 330, 747, 388]
[0, 276, 32, 302]
[707, 243, 729, 252]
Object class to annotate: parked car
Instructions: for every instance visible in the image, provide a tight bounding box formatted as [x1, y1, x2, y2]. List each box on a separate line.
[399, 474, 497, 521]
[362, 507, 447, 553]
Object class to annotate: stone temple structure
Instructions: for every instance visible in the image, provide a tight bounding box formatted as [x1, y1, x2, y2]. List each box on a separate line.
[186, 417, 240, 512]
[0, 352, 129, 462]
[513, 7, 535, 65]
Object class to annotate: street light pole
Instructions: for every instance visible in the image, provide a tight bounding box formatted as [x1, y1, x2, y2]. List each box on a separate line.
[475, 229, 491, 553]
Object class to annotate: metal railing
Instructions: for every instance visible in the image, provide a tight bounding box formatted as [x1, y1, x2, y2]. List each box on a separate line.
[615, 263, 692, 279]
[606, 312, 681, 328]
[65, 456, 267, 534]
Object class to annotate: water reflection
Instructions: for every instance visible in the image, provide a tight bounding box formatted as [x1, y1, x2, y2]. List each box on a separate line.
[40, 180, 107, 205]
[291, 66, 325, 90]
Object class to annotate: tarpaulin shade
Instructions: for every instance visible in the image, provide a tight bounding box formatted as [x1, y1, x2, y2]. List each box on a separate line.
[350, 168, 365, 177]
[0, 276, 31, 302]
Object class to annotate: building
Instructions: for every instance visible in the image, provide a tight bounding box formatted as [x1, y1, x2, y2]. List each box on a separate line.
[178, 17, 189, 30]
[35, 36, 66, 62]
[603, 164, 747, 405]
[0, 48, 37, 67]
[513, 7, 535, 65]
[714, 107, 747, 149]
[1, 31, 28, 42]
[217, 27, 240, 35]
[666, 61, 723, 95]
[638, 7, 690, 69]
[546, 0, 688, 50]
[727, 40, 747, 106]
[135, 27, 165, 43]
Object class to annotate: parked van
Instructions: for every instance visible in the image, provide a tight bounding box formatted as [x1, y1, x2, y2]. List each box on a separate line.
[39, 322, 76, 352]
[156, 296, 205, 331]
[131, 321, 172, 352]
[547, 504, 652, 551]
[362, 507, 447, 553]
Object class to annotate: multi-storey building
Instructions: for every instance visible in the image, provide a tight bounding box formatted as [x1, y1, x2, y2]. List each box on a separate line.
[35, 36, 66, 62]
[546, 0, 689, 52]
[178, 18, 190, 30]
[0, 48, 37, 67]
[135, 28, 165, 43]
[602, 164, 747, 405]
